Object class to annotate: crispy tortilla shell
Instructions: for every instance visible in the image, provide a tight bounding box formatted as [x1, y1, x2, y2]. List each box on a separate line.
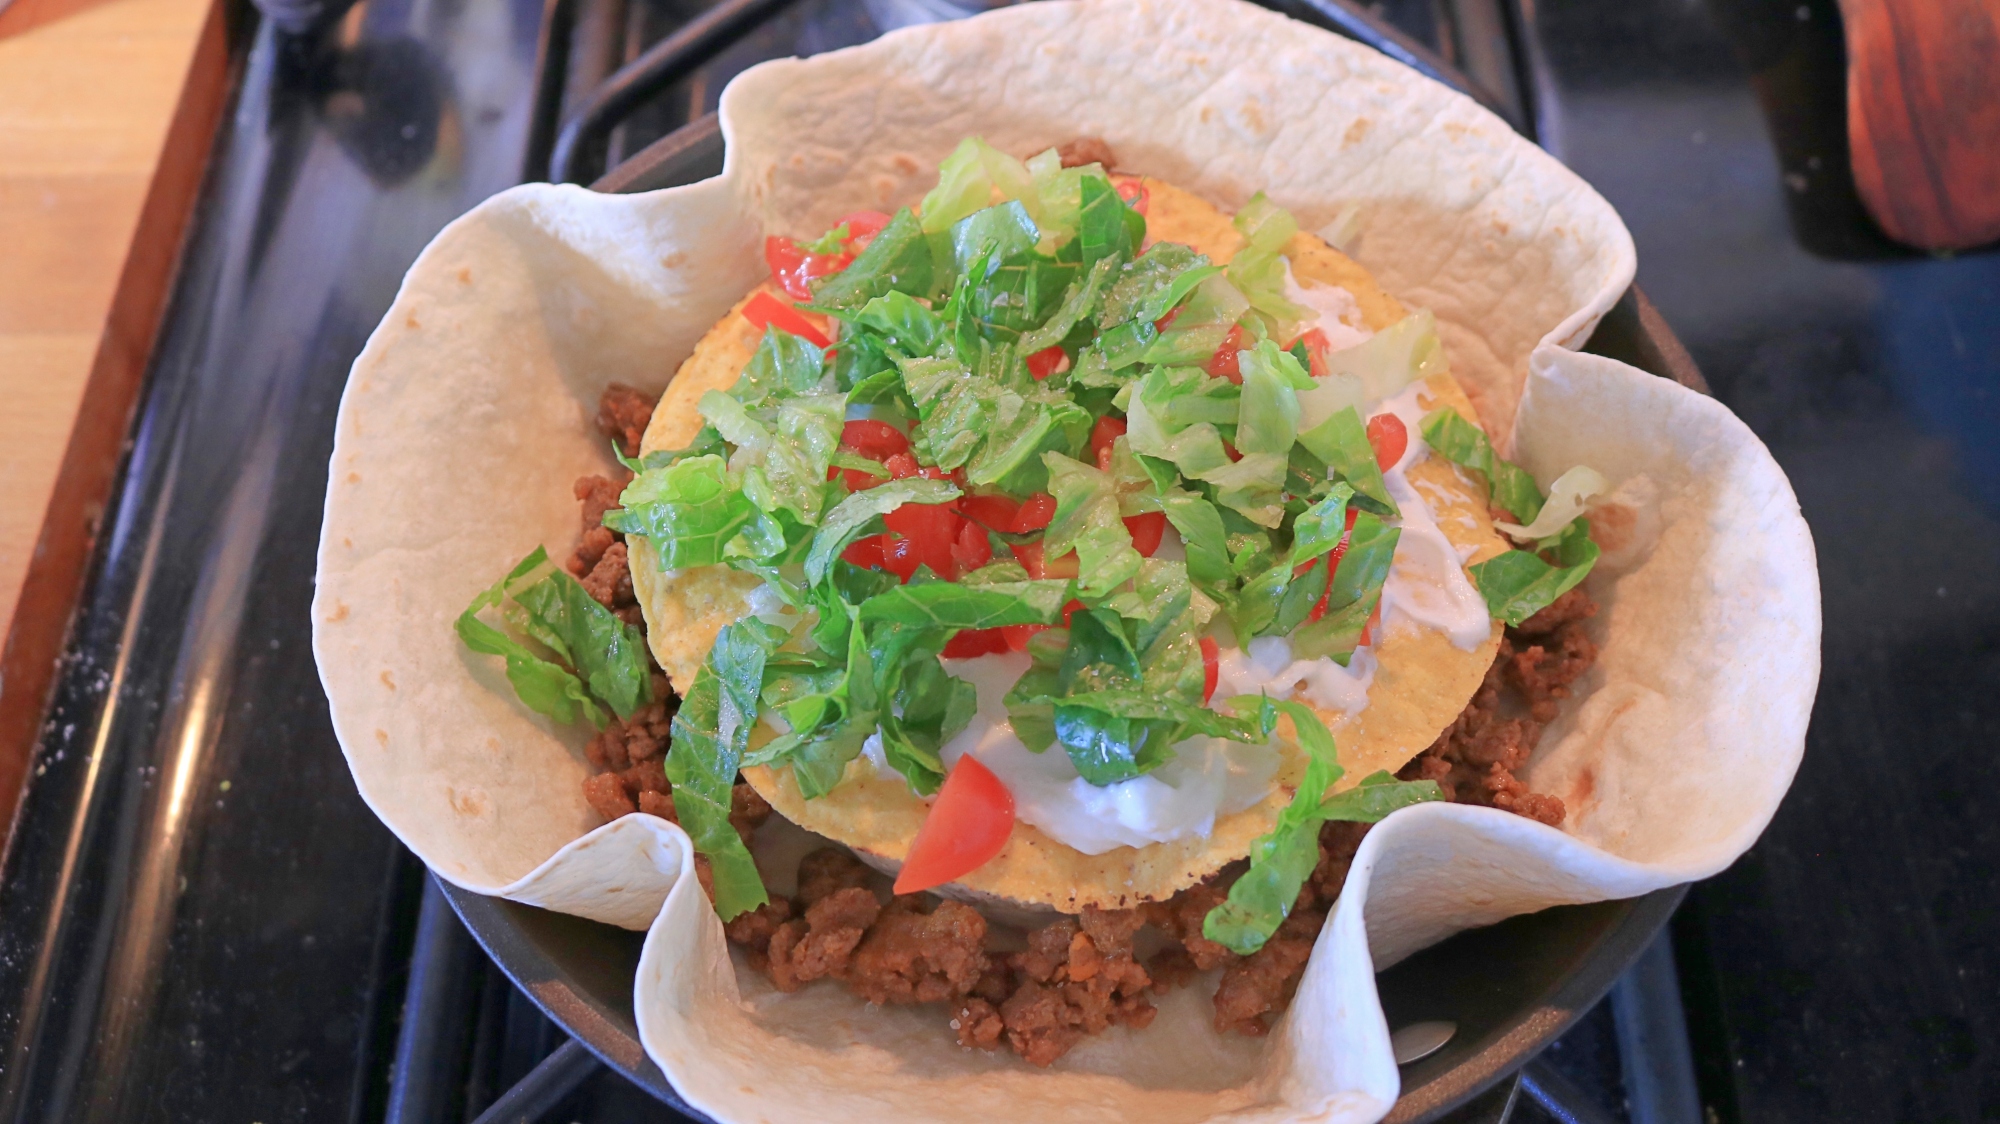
[630, 177, 1508, 910]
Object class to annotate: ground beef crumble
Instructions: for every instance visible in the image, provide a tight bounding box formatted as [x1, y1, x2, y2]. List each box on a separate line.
[566, 386, 1601, 1067]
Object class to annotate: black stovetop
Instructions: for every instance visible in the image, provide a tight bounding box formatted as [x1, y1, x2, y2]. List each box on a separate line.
[0, 0, 1993, 1121]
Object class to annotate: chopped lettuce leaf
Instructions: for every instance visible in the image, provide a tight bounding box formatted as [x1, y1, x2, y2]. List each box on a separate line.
[509, 560, 654, 721]
[1495, 464, 1610, 541]
[1289, 511, 1399, 656]
[1470, 517, 1600, 626]
[810, 207, 935, 309]
[666, 618, 780, 919]
[1419, 406, 1546, 524]
[921, 138, 1035, 234]
[1201, 700, 1442, 954]
[799, 222, 851, 255]
[1043, 452, 1143, 597]
[456, 548, 607, 728]
[857, 579, 1074, 629]
[1140, 273, 1250, 367]
[1017, 255, 1116, 355]
[1297, 310, 1445, 427]
[605, 454, 757, 569]
[1297, 404, 1397, 514]
[1226, 192, 1310, 329]
[1159, 491, 1233, 588]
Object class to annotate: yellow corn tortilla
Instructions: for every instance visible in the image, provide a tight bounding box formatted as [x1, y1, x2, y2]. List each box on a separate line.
[630, 176, 1509, 911]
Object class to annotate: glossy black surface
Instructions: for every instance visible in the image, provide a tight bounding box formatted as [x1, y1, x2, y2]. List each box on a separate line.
[1528, 0, 2000, 1119]
[0, 1, 550, 1119]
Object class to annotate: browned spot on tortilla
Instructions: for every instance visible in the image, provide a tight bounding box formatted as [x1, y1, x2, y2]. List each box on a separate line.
[1590, 502, 1638, 555]
[1343, 118, 1372, 148]
[456, 267, 472, 284]
[380, 669, 397, 691]
[1494, 218, 1511, 235]
[347, 471, 360, 484]
[448, 787, 489, 818]
[663, 251, 688, 268]
[1200, 105, 1215, 123]
[374, 729, 388, 746]
[405, 314, 421, 330]
[342, 537, 352, 548]
[891, 153, 920, 175]
[1444, 121, 1470, 141]
[325, 600, 349, 622]
[1239, 100, 1267, 133]
[1568, 766, 1597, 809]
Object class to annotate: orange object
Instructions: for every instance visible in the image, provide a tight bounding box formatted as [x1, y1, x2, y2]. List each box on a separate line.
[741, 291, 831, 348]
[1838, 0, 2000, 250]
[893, 755, 1016, 894]
[1366, 413, 1407, 470]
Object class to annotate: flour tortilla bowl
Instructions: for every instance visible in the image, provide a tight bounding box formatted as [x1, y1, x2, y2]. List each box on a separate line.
[310, 1, 1818, 1121]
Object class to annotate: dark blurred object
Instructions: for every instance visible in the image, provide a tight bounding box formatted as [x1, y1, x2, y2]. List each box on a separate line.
[251, 0, 360, 36]
[1703, 0, 1914, 261]
[1835, 0, 2000, 251]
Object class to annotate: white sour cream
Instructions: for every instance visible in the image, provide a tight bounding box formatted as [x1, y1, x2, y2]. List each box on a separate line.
[1369, 384, 1494, 651]
[1283, 264, 1374, 352]
[931, 653, 1281, 855]
[1211, 635, 1377, 714]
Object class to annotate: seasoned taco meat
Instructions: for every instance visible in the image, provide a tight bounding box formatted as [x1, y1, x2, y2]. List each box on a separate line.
[572, 384, 1602, 1064]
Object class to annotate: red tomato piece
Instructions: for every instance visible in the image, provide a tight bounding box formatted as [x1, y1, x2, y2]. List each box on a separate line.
[842, 534, 887, 570]
[959, 493, 1023, 532]
[835, 210, 892, 252]
[952, 518, 993, 573]
[1221, 439, 1244, 463]
[884, 452, 919, 479]
[1123, 511, 1167, 556]
[1204, 323, 1251, 382]
[1115, 178, 1149, 216]
[1089, 415, 1127, 471]
[1009, 540, 1080, 580]
[831, 465, 886, 492]
[881, 535, 923, 582]
[1060, 598, 1086, 627]
[1305, 509, 1360, 624]
[762, 237, 851, 302]
[1026, 346, 1067, 380]
[1001, 623, 1045, 651]
[884, 500, 964, 580]
[1153, 306, 1181, 333]
[1011, 492, 1056, 532]
[941, 627, 1010, 659]
[1359, 601, 1383, 648]
[1292, 327, 1332, 378]
[893, 755, 1016, 895]
[1367, 413, 1409, 471]
[841, 419, 909, 461]
[1201, 636, 1220, 704]
[741, 291, 832, 348]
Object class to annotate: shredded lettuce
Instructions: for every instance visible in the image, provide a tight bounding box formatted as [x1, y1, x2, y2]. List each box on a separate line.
[810, 207, 935, 309]
[455, 548, 635, 728]
[1495, 465, 1610, 542]
[1470, 517, 1600, 626]
[1043, 452, 1143, 597]
[1201, 699, 1442, 954]
[1297, 310, 1445, 428]
[604, 455, 758, 569]
[667, 618, 780, 919]
[1226, 192, 1311, 330]
[1297, 405, 1397, 514]
[1419, 406, 1546, 524]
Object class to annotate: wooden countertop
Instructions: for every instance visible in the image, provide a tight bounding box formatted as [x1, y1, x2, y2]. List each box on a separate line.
[0, 0, 225, 819]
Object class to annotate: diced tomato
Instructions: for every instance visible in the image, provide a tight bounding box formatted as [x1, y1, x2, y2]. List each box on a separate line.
[1366, 413, 1408, 471]
[880, 534, 923, 582]
[1153, 306, 1181, 333]
[1026, 346, 1067, 380]
[884, 500, 963, 580]
[1221, 439, 1244, 463]
[1001, 623, 1044, 651]
[741, 290, 832, 348]
[1089, 415, 1127, 472]
[835, 210, 892, 252]
[1116, 178, 1149, 216]
[1201, 636, 1220, 704]
[1012, 492, 1056, 532]
[1305, 509, 1361, 624]
[842, 533, 887, 570]
[893, 755, 1016, 895]
[959, 493, 1023, 532]
[941, 627, 1010, 659]
[1010, 540, 1080, 580]
[883, 452, 964, 487]
[1292, 327, 1332, 378]
[952, 518, 993, 573]
[1205, 323, 1251, 382]
[763, 237, 851, 302]
[1359, 601, 1383, 648]
[841, 419, 909, 461]
[1123, 511, 1167, 556]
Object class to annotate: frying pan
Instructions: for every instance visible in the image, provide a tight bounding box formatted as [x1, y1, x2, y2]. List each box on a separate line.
[442, 32, 1710, 1122]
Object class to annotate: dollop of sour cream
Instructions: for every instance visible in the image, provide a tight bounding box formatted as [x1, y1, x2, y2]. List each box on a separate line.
[1283, 264, 1373, 351]
[1368, 384, 1493, 651]
[930, 653, 1281, 855]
